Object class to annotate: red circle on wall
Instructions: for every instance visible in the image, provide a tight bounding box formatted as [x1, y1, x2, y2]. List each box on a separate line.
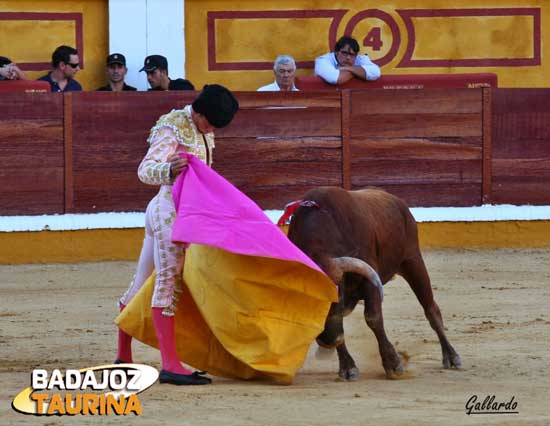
[344, 9, 401, 67]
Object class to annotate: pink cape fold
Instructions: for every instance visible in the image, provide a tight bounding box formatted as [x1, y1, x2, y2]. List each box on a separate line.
[171, 154, 323, 273]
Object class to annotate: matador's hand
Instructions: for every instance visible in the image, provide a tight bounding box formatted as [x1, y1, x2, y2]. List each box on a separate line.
[168, 154, 188, 178]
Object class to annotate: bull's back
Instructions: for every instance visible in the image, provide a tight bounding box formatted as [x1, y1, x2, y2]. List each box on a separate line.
[291, 186, 420, 281]
[350, 188, 420, 277]
[352, 188, 415, 231]
[300, 186, 416, 238]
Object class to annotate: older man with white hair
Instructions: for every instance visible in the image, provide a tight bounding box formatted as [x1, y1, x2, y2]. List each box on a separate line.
[257, 55, 299, 91]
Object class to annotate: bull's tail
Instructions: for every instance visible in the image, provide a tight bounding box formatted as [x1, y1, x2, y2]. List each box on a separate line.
[328, 257, 384, 302]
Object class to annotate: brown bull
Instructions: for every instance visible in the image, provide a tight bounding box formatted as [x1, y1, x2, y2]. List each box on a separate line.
[287, 186, 461, 380]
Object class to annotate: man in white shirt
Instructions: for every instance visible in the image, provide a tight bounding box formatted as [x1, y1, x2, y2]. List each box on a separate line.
[258, 55, 299, 91]
[315, 36, 381, 85]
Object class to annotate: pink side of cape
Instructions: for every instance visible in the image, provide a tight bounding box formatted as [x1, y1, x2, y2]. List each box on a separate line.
[171, 154, 323, 274]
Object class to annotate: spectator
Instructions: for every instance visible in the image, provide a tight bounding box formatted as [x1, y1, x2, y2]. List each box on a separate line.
[315, 36, 381, 85]
[96, 53, 137, 92]
[0, 56, 28, 80]
[257, 55, 299, 91]
[140, 55, 194, 91]
[38, 45, 82, 92]
[116, 85, 239, 385]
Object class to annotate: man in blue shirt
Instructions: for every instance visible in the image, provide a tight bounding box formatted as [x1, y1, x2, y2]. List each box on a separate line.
[38, 45, 82, 92]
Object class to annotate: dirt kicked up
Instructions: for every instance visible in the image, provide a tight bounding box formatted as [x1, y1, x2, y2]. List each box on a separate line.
[1, 249, 549, 426]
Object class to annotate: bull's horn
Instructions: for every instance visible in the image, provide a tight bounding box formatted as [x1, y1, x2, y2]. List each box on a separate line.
[330, 257, 384, 302]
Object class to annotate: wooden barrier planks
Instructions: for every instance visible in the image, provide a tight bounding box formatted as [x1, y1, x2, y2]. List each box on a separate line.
[349, 89, 483, 206]
[0, 93, 64, 215]
[214, 137, 342, 209]
[492, 89, 550, 205]
[213, 92, 342, 208]
[482, 88, 492, 204]
[69, 92, 196, 212]
[68, 91, 341, 211]
[4, 89, 550, 217]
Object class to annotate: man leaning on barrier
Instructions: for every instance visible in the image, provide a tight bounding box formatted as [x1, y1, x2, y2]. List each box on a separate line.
[315, 36, 381, 85]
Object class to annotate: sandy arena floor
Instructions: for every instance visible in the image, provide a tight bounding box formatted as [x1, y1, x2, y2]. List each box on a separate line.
[1, 249, 549, 425]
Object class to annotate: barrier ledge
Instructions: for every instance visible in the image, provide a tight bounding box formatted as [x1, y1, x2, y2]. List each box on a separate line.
[1, 206, 550, 264]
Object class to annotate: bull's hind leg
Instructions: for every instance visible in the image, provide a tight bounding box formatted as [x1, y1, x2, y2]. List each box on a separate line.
[399, 255, 462, 369]
[362, 279, 405, 378]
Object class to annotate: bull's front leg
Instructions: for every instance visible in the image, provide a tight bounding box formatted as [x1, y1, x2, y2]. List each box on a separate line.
[316, 309, 359, 380]
[363, 283, 405, 378]
[336, 341, 359, 380]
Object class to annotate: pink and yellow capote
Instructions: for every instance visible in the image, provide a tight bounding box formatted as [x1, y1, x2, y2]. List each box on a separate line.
[116, 154, 337, 383]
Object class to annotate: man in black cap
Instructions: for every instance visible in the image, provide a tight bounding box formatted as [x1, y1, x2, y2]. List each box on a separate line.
[140, 54, 194, 91]
[115, 84, 238, 385]
[97, 53, 137, 91]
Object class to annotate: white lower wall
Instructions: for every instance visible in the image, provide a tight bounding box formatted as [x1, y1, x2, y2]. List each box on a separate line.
[3, 206, 550, 232]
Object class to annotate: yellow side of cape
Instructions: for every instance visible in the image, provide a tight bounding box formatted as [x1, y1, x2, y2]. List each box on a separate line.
[116, 244, 337, 383]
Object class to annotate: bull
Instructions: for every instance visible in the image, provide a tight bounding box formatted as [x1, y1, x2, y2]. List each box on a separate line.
[287, 186, 462, 380]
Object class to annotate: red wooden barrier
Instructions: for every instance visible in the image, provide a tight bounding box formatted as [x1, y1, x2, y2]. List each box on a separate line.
[492, 89, 550, 205]
[69, 92, 195, 213]
[0, 93, 64, 215]
[2, 87, 550, 217]
[348, 89, 483, 206]
[295, 73, 498, 90]
[67, 91, 342, 212]
[214, 91, 342, 209]
[0, 80, 50, 93]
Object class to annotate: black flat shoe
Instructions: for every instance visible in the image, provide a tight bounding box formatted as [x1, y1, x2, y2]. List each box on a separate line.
[159, 370, 212, 385]
[113, 359, 130, 364]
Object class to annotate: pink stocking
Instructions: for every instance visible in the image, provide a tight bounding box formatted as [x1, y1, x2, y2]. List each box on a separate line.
[116, 303, 133, 363]
[152, 308, 192, 375]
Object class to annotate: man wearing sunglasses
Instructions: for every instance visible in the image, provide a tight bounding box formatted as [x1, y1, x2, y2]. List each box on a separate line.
[315, 36, 381, 85]
[38, 45, 82, 92]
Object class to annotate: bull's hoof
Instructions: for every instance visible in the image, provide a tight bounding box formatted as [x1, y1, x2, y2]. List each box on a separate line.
[443, 353, 462, 369]
[338, 367, 359, 381]
[384, 363, 406, 379]
[384, 351, 409, 379]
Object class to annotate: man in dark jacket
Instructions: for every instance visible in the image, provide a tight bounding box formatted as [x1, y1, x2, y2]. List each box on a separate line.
[96, 53, 137, 92]
[140, 55, 194, 91]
